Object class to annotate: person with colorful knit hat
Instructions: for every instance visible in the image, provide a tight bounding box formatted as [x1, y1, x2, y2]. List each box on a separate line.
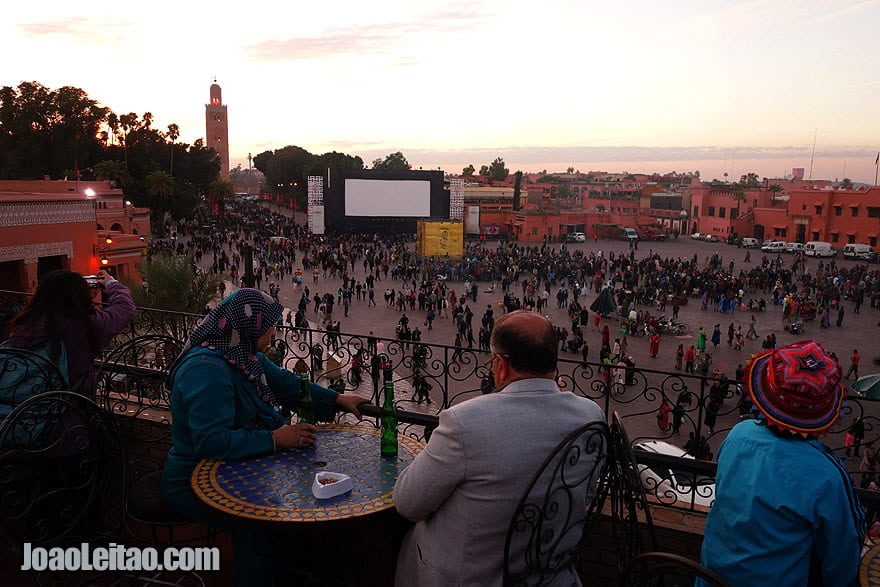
[698, 340, 866, 587]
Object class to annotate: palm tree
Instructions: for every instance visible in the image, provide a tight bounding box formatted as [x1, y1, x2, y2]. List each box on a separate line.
[145, 170, 175, 225]
[167, 123, 179, 176]
[123, 254, 224, 312]
[841, 178, 853, 190]
[768, 184, 783, 200]
[207, 178, 235, 216]
[94, 160, 130, 188]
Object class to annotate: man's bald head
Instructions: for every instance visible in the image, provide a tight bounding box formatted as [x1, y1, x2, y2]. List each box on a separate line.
[490, 311, 558, 377]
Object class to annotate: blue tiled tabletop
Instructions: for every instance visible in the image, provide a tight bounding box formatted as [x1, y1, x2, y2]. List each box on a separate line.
[192, 423, 424, 523]
[863, 544, 880, 586]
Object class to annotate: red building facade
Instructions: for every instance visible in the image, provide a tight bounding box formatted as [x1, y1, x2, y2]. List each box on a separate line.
[0, 180, 150, 292]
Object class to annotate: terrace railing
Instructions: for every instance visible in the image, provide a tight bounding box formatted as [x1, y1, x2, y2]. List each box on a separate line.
[2, 290, 879, 521]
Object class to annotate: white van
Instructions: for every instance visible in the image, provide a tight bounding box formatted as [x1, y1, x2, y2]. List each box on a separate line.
[843, 243, 873, 260]
[785, 242, 805, 254]
[761, 241, 786, 253]
[805, 242, 837, 257]
[619, 227, 639, 241]
[740, 238, 760, 248]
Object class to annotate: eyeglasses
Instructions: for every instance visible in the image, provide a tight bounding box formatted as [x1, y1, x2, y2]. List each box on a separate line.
[485, 351, 509, 366]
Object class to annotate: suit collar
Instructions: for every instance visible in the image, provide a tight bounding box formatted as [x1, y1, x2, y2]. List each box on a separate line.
[496, 377, 560, 395]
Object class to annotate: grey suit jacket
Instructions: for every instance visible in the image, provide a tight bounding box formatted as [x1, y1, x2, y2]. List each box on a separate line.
[393, 378, 605, 587]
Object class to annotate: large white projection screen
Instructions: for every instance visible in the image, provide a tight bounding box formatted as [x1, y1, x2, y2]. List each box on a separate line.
[344, 179, 431, 217]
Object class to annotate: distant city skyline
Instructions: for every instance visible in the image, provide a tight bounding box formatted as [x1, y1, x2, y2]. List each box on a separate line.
[4, 1, 879, 183]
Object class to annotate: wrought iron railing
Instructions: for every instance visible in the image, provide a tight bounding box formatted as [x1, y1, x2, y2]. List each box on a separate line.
[3, 290, 879, 519]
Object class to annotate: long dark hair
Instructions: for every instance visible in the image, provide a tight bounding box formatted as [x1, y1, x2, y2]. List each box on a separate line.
[9, 270, 99, 349]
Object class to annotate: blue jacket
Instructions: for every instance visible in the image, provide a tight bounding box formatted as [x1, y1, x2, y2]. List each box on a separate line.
[161, 346, 338, 524]
[699, 421, 865, 587]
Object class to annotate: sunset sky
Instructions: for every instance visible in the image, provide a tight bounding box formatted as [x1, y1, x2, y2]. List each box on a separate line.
[3, 0, 879, 183]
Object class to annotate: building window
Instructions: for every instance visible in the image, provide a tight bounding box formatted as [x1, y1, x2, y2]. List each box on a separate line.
[812, 231, 820, 241]
[848, 234, 856, 244]
[693, 206, 699, 217]
[834, 206, 842, 216]
[708, 206, 715, 217]
[851, 207, 859, 218]
[719, 207, 726, 218]
[814, 206, 822, 216]
[831, 233, 839, 243]
[868, 207, 880, 219]
[871, 237, 878, 247]
[774, 228, 787, 238]
[731, 208, 739, 218]
[531, 228, 538, 235]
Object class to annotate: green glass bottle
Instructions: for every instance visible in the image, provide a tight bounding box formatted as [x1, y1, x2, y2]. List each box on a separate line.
[296, 372, 316, 425]
[381, 380, 398, 457]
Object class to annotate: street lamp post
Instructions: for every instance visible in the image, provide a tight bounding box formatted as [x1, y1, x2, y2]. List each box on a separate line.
[247, 153, 253, 195]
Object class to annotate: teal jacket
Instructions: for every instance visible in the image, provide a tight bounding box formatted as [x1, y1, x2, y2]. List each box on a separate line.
[161, 346, 339, 525]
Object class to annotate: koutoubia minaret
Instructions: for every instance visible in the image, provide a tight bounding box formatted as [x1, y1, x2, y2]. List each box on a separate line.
[205, 80, 230, 181]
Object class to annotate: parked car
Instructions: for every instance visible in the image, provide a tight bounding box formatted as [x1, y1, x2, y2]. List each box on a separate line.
[785, 242, 805, 254]
[632, 441, 715, 508]
[761, 241, 786, 253]
[804, 241, 837, 257]
[565, 232, 586, 242]
[740, 237, 760, 248]
[705, 234, 719, 243]
[637, 227, 666, 241]
[843, 243, 873, 260]
[618, 227, 639, 241]
[690, 232, 704, 240]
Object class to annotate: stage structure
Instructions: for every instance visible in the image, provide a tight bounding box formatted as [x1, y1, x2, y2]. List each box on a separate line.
[307, 176, 324, 235]
[449, 178, 464, 221]
[416, 220, 464, 258]
[323, 169, 448, 233]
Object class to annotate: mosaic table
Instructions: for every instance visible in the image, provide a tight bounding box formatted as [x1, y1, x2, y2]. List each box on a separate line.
[862, 543, 880, 586]
[191, 423, 424, 524]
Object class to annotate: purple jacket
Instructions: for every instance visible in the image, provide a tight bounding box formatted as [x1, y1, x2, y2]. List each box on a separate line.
[8, 280, 136, 392]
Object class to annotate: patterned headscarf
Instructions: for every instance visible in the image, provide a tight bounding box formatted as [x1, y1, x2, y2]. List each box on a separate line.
[182, 288, 284, 409]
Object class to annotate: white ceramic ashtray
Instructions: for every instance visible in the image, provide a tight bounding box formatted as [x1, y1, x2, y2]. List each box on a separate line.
[312, 472, 353, 499]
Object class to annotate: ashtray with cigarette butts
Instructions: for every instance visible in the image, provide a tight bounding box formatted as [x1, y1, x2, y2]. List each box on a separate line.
[312, 472, 353, 499]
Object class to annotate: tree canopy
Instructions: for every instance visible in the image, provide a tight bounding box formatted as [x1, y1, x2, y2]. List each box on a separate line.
[488, 157, 509, 182]
[253, 146, 364, 208]
[0, 81, 221, 221]
[371, 151, 411, 171]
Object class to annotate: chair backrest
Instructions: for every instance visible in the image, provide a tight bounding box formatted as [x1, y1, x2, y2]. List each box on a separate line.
[0, 391, 125, 552]
[504, 420, 611, 587]
[621, 552, 731, 587]
[609, 411, 657, 563]
[95, 334, 185, 417]
[94, 335, 184, 481]
[0, 347, 68, 419]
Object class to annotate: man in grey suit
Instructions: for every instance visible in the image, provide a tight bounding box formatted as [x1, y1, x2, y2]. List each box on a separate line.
[394, 311, 605, 586]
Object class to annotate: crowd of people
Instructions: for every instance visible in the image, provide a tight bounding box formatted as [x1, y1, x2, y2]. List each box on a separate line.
[2, 195, 879, 586]
[150, 200, 880, 399]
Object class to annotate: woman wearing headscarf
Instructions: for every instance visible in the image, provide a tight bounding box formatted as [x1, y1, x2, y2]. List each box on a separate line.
[162, 288, 366, 586]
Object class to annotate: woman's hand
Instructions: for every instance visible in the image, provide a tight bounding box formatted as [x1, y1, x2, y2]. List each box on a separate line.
[335, 393, 368, 418]
[95, 269, 115, 286]
[272, 423, 318, 450]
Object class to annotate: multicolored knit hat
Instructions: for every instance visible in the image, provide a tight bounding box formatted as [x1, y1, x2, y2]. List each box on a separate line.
[746, 340, 846, 438]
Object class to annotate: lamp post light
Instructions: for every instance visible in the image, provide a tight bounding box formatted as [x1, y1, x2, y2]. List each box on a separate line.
[94, 236, 114, 267]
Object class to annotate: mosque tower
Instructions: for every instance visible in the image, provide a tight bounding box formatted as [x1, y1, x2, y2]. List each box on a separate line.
[205, 80, 230, 181]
